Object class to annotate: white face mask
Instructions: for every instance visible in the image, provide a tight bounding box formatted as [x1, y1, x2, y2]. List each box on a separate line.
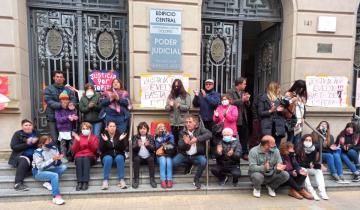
[86, 90, 94, 98]
[82, 129, 91, 136]
[222, 100, 229, 106]
[303, 141, 312, 148]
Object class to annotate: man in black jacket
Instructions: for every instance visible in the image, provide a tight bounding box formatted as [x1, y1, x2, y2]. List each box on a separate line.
[44, 71, 77, 143]
[172, 115, 212, 189]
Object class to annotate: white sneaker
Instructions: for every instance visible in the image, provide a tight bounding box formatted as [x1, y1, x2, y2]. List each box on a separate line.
[253, 188, 261, 198]
[319, 191, 329, 200]
[43, 182, 52, 191]
[118, 179, 127, 189]
[311, 191, 320, 201]
[52, 196, 65, 205]
[266, 185, 276, 197]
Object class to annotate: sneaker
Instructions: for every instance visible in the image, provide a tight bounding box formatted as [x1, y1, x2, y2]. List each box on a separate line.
[253, 188, 261, 198]
[193, 178, 201, 189]
[132, 179, 139, 189]
[62, 157, 68, 164]
[266, 185, 276, 197]
[167, 180, 173, 188]
[310, 191, 320, 201]
[76, 182, 83, 191]
[82, 182, 89, 191]
[150, 178, 157, 188]
[332, 174, 340, 182]
[52, 195, 65, 205]
[118, 179, 127, 189]
[101, 180, 109, 190]
[352, 174, 360, 182]
[319, 191, 329, 200]
[337, 176, 350, 184]
[161, 181, 167, 188]
[184, 165, 193, 175]
[43, 182, 52, 191]
[14, 183, 29, 191]
[218, 176, 228, 186]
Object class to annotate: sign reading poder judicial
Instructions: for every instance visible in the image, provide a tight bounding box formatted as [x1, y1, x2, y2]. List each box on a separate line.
[150, 9, 182, 70]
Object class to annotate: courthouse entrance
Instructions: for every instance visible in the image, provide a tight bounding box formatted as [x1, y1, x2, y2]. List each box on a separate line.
[27, 0, 128, 131]
[201, 0, 282, 95]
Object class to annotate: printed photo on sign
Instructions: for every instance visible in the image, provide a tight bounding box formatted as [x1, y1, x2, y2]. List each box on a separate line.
[88, 70, 119, 92]
[306, 76, 348, 108]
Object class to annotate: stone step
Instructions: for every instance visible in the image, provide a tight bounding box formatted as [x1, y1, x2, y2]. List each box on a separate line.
[1, 180, 360, 202]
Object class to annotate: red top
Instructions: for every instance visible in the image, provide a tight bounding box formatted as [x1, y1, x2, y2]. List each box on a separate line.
[71, 134, 99, 158]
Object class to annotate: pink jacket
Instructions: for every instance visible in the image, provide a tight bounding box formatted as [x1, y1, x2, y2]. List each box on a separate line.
[213, 105, 238, 135]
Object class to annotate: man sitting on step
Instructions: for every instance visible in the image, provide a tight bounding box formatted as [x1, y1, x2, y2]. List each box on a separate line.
[173, 115, 212, 189]
[248, 135, 289, 198]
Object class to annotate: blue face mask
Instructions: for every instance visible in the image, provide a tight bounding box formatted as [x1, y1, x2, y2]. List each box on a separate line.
[45, 144, 53, 148]
[223, 136, 232, 143]
[269, 147, 277, 152]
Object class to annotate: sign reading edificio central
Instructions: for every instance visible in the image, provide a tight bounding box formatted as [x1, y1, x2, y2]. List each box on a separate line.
[150, 9, 182, 70]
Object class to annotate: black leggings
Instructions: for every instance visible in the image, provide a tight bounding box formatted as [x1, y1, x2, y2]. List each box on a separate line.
[15, 157, 31, 184]
[75, 156, 95, 182]
[285, 173, 306, 191]
[133, 155, 155, 179]
[171, 126, 184, 146]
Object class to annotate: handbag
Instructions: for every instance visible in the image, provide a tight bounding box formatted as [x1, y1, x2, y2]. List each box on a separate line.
[156, 145, 165, 156]
[212, 106, 231, 135]
[163, 143, 176, 156]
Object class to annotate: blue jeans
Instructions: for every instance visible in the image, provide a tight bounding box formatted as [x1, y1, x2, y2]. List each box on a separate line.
[33, 164, 67, 196]
[157, 156, 173, 181]
[172, 153, 207, 179]
[322, 151, 343, 176]
[341, 149, 359, 173]
[91, 122, 102, 139]
[102, 155, 125, 180]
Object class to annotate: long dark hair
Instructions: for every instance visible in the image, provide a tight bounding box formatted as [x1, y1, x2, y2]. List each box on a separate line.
[296, 134, 318, 162]
[169, 79, 188, 99]
[313, 121, 331, 147]
[109, 78, 125, 91]
[337, 122, 359, 145]
[288, 80, 307, 101]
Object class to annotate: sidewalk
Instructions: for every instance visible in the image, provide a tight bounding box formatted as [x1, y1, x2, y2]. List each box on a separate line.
[0, 190, 358, 210]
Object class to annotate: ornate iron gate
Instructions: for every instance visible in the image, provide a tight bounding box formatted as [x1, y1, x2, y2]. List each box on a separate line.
[201, 0, 282, 94]
[28, 0, 128, 131]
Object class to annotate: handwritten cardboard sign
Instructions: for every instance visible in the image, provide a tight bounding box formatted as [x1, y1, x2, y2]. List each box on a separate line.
[140, 74, 189, 108]
[306, 76, 348, 107]
[88, 70, 119, 92]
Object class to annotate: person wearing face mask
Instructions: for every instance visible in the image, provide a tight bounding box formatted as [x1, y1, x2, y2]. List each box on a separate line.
[79, 83, 103, 139]
[165, 79, 191, 145]
[32, 135, 67, 205]
[8, 119, 40, 191]
[211, 128, 242, 186]
[248, 135, 289, 198]
[296, 134, 329, 200]
[312, 121, 349, 183]
[154, 123, 175, 188]
[336, 122, 360, 182]
[280, 142, 313, 200]
[258, 81, 286, 147]
[71, 122, 99, 191]
[213, 95, 239, 142]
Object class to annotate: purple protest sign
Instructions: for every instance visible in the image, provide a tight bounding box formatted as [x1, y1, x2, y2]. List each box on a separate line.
[88, 70, 119, 92]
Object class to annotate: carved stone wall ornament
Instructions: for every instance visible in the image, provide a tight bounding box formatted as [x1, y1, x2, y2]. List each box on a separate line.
[46, 29, 63, 56]
[98, 31, 114, 58]
[210, 37, 225, 63]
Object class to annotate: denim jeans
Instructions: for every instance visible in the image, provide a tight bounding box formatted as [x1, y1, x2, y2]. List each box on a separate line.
[322, 151, 343, 176]
[341, 149, 359, 173]
[102, 155, 125, 180]
[91, 122, 103, 139]
[172, 153, 207, 179]
[33, 164, 67, 196]
[157, 156, 173, 181]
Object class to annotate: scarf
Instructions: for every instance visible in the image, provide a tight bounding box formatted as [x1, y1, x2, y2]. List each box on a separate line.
[105, 89, 128, 113]
[304, 145, 316, 154]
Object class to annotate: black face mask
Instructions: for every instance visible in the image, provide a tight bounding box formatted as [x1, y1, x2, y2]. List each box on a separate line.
[289, 152, 295, 156]
[45, 144, 52, 148]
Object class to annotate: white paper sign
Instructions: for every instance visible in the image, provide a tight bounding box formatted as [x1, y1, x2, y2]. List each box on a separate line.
[140, 74, 189, 108]
[317, 16, 337, 32]
[306, 76, 348, 107]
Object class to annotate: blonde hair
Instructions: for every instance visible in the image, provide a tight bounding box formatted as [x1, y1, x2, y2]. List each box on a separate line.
[81, 122, 92, 130]
[155, 123, 166, 135]
[267, 81, 281, 102]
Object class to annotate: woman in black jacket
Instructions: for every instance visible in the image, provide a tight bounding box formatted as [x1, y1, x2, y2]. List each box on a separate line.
[132, 122, 156, 189]
[8, 119, 39, 191]
[258, 81, 286, 147]
[99, 121, 127, 190]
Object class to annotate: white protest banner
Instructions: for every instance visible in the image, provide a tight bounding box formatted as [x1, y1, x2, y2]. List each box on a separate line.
[306, 76, 348, 107]
[356, 78, 360, 107]
[140, 74, 189, 108]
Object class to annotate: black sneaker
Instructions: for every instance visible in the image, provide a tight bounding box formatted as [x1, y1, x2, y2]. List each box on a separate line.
[353, 174, 360, 182]
[150, 178, 157, 188]
[184, 165, 193, 175]
[193, 178, 201, 189]
[232, 179, 238, 187]
[332, 175, 340, 182]
[132, 179, 139, 189]
[82, 182, 89, 191]
[218, 176, 228, 186]
[14, 183, 29, 191]
[76, 182, 83, 191]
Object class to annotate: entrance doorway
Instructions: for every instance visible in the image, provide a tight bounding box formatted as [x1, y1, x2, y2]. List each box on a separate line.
[28, 0, 128, 131]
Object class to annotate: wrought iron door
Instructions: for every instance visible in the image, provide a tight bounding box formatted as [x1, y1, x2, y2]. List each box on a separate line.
[254, 24, 280, 96]
[201, 21, 241, 94]
[29, 5, 128, 131]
